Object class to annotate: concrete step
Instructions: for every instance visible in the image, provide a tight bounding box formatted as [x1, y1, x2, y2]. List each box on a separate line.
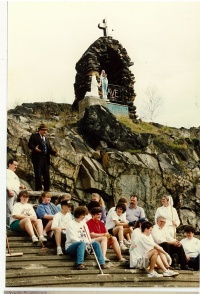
[6, 230, 199, 288]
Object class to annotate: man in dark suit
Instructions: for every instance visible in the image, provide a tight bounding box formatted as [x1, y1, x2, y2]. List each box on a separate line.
[28, 123, 59, 191]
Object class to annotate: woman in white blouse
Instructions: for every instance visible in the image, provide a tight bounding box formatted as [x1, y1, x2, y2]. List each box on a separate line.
[154, 195, 180, 238]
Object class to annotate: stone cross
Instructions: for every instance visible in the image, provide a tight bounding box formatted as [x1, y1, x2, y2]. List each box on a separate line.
[98, 18, 109, 37]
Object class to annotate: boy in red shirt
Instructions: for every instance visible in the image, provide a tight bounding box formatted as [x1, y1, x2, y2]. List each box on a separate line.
[87, 207, 127, 262]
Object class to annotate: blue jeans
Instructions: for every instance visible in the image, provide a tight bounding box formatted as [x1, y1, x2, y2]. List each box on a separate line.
[65, 241, 105, 265]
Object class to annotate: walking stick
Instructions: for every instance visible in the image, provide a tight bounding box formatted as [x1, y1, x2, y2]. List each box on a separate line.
[83, 226, 108, 276]
[6, 234, 23, 257]
[32, 223, 53, 256]
[169, 196, 176, 239]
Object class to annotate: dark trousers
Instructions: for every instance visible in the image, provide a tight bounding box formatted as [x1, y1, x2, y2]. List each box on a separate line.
[188, 255, 200, 271]
[159, 242, 187, 269]
[33, 156, 50, 191]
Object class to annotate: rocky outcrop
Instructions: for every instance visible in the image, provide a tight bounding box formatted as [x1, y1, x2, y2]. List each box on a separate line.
[7, 102, 200, 231]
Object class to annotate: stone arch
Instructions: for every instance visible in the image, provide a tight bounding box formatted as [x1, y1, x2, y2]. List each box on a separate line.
[73, 36, 137, 118]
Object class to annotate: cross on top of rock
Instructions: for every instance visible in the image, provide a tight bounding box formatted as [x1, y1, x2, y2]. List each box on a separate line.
[98, 18, 109, 37]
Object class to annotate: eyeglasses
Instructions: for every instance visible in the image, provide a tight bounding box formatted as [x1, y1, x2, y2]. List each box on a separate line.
[22, 195, 29, 198]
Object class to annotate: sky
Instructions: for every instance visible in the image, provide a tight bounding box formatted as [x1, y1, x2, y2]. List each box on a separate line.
[6, 1, 200, 129]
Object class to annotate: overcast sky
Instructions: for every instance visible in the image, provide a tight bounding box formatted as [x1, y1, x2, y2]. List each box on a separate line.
[7, 1, 200, 128]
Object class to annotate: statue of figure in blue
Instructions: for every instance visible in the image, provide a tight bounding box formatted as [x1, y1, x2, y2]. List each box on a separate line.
[100, 70, 108, 100]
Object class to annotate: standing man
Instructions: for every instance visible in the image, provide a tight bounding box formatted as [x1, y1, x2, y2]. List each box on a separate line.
[28, 123, 59, 191]
[6, 159, 25, 226]
[126, 194, 146, 226]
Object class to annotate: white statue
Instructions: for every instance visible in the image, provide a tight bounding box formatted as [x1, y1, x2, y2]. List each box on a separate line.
[85, 74, 100, 98]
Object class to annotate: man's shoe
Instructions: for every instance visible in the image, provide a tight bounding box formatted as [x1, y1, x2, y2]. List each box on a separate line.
[76, 264, 88, 270]
[181, 265, 193, 271]
[163, 269, 179, 277]
[100, 264, 108, 269]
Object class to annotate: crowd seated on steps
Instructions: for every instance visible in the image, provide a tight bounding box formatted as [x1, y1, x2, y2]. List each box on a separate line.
[7, 188, 200, 273]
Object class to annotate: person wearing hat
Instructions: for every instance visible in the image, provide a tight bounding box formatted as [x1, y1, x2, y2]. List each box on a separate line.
[28, 123, 59, 191]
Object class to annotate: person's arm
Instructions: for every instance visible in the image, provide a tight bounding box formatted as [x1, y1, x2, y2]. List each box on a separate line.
[101, 207, 107, 223]
[139, 207, 146, 219]
[172, 208, 180, 228]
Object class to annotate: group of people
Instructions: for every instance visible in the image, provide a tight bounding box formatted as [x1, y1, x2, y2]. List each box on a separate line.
[6, 124, 200, 274]
[6, 184, 200, 274]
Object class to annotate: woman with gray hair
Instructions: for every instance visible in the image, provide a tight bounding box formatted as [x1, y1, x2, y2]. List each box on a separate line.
[154, 195, 180, 239]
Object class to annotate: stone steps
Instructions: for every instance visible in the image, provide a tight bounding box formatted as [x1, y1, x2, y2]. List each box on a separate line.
[6, 230, 199, 288]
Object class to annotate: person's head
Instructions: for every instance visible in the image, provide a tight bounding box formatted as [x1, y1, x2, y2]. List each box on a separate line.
[87, 201, 101, 213]
[141, 221, 153, 235]
[90, 207, 102, 221]
[135, 218, 149, 228]
[115, 202, 126, 215]
[91, 193, 105, 207]
[7, 159, 18, 172]
[161, 195, 173, 207]
[56, 193, 71, 204]
[73, 206, 88, 221]
[156, 216, 166, 228]
[184, 225, 195, 239]
[117, 197, 128, 206]
[17, 190, 29, 203]
[61, 200, 73, 214]
[38, 123, 48, 136]
[129, 194, 138, 207]
[38, 191, 52, 204]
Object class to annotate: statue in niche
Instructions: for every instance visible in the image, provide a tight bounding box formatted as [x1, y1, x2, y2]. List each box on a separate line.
[85, 73, 100, 98]
[100, 70, 108, 100]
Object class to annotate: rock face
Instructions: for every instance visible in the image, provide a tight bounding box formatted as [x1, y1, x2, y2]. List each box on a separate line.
[7, 102, 200, 231]
[73, 37, 137, 119]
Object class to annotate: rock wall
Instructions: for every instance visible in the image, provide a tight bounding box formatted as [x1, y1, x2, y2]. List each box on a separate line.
[7, 102, 200, 231]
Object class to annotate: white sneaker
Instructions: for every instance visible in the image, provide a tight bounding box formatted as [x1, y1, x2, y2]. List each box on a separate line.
[163, 269, 179, 277]
[43, 231, 47, 237]
[147, 270, 163, 278]
[104, 257, 110, 262]
[123, 239, 131, 245]
[32, 235, 39, 243]
[39, 235, 47, 242]
[57, 247, 63, 256]
[120, 243, 129, 251]
[119, 257, 128, 262]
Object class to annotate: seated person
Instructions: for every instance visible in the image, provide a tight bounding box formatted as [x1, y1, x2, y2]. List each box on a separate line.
[65, 206, 107, 270]
[91, 193, 106, 223]
[87, 207, 127, 262]
[107, 197, 128, 218]
[10, 190, 47, 243]
[106, 202, 133, 251]
[129, 221, 178, 277]
[152, 216, 189, 270]
[51, 200, 73, 255]
[131, 218, 149, 241]
[180, 225, 200, 271]
[36, 191, 58, 237]
[56, 193, 72, 212]
[126, 194, 146, 227]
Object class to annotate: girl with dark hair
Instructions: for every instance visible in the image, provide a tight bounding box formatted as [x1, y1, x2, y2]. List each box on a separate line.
[180, 225, 200, 270]
[10, 191, 46, 243]
[105, 202, 133, 251]
[130, 221, 179, 278]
